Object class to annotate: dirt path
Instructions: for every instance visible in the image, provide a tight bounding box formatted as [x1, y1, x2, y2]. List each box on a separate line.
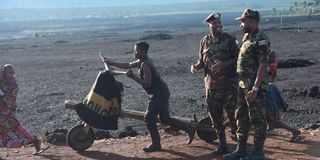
[1, 129, 319, 160]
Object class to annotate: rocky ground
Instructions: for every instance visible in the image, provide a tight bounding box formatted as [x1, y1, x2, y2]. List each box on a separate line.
[0, 128, 319, 160]
[0, 19, 320, 159]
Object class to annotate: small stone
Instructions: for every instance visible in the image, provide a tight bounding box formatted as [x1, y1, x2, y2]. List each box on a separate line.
[95, 130, 112, 140]
[308, 86, 320, 97]
[304, 123, 320, 130]
[44, 128, 68, 144]
[118, 126, 138, 138]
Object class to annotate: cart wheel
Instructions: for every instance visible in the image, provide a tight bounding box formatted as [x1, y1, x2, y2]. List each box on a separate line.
[67, 124, 95, 151]
[196, 117, 218, 143]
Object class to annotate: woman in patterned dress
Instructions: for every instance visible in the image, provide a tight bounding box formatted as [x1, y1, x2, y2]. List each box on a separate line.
[0, 64, 42, 154]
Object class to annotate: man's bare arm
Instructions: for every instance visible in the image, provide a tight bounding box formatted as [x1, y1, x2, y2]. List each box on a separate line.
[107, 60, 139, 69]
[109, 70, 127, 76]
[127, 63, 151, 87]
[100, 54, 139, 69]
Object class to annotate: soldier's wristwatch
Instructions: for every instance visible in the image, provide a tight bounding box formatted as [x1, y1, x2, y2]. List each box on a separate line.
[252, 86, 259, 92]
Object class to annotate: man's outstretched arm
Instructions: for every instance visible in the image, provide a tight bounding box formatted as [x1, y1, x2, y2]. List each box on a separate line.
[100, 54, 139, 69]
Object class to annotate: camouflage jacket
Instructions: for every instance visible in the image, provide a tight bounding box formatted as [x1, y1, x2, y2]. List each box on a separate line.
[237, 30, 270, 90]
[197, 32, 239, 89]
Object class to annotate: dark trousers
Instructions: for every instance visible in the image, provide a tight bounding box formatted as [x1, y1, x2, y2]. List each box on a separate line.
[144, 84, 192, 145]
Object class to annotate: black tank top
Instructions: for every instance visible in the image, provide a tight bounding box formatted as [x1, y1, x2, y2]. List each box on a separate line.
[138, 56, 164, 94]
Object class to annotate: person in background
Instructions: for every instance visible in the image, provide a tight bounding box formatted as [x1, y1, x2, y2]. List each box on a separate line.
[102, 41, 196, 152]
[0, 64, 45, 155]
[266, 51, 305, 143]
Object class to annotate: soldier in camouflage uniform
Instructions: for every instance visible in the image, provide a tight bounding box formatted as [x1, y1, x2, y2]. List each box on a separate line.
[223, 9, 270, 160]
[191, 12, 239, 155]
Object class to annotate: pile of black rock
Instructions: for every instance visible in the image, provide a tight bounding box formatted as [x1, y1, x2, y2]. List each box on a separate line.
[277, 58, 315, 68]
[290, 86, 320, 98]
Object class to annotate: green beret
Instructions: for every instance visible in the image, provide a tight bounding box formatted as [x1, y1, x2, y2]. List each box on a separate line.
[235, 9, 260, 22]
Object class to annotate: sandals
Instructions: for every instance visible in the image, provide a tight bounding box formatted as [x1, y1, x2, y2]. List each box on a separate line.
[290, 135, 305, 143]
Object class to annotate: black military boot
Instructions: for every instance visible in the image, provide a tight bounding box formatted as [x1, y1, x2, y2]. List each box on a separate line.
[212, 132, 228, 155]
[247, 138, 266, 160]
[223, 139, 247, 160]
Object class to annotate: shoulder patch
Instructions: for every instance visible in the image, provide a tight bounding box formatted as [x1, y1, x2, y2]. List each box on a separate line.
[258, 40, 267, 46]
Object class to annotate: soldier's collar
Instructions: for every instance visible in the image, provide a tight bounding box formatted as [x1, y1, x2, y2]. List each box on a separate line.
[248, 29, 260, 40]
[249, 29, 259, 36]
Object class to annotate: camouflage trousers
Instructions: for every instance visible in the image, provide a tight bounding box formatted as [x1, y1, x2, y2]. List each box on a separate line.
[235, 87, 267, 142]
[206, 79, 237, 134]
